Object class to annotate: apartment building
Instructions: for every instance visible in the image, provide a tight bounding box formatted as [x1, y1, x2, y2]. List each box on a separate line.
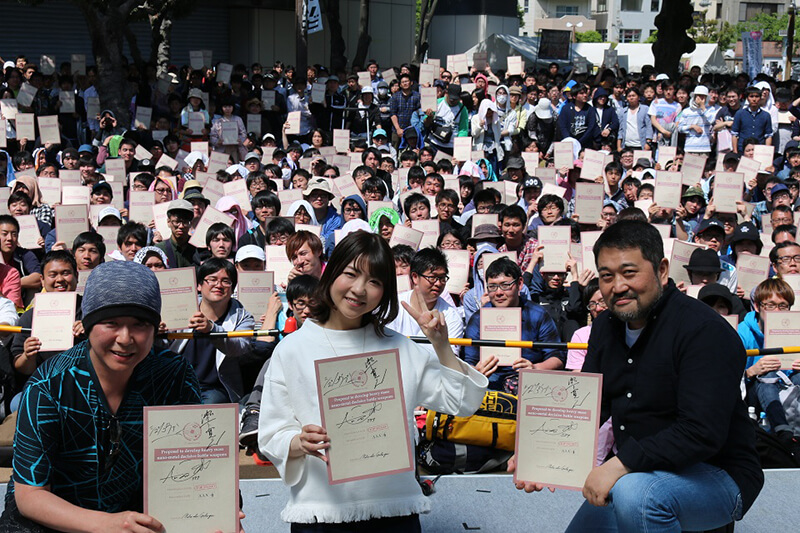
[521, 0, 658, 43]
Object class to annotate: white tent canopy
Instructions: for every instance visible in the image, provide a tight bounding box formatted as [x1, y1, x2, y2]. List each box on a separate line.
[571, 43, 612, 68]
[614, 43, 728, 74]
[462, 33, 588, 71]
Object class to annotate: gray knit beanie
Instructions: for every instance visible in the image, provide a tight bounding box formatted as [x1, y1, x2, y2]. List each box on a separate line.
[81, 261, 162, 332]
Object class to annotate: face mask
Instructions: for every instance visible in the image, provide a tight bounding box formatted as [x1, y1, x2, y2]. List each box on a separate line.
[496, 94, 508, 105]
[378, 88, 388, 97]
[478, 268, 485, 280]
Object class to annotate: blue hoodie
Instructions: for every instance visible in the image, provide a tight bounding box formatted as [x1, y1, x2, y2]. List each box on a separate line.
[737, 310, 763, 369]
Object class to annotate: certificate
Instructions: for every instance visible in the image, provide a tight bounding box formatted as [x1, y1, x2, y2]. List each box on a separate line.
[473, 52, 488, 71]
[668, 240, 704, 286]
[86, 96, 101, 118]
[189, 50, 204, 70]
[333, 129, 350, 153]
[221, 122, 238, 145]
[0, 99, 17, 120]
[105, 158, 127, 180]
[17, 215, 41, 249]
[277, 189, 302, 207]
[411, 219, 439, 250]
[420, 87, 437, 112]
[286, 111, 301, 135]
[261, 90, 276, 109]
[59, 91, 76, 114]
[419, 64, 435, 87]
[515, 370, 602, 490]
[653, 170, 683, 209]
[311, 83, 326, 104]
[71, 54, 86, 75]
[222, 180, 252, 213]
[152, 202, 172, 241]
[507, 56, 524, 76]
[0, 121, 6, 148]
[522, 152, 539, 172]
[135, 106, 152, 129]
[187, 112, 205, 134]
[60, 169, 82, 187]
[713, 172, 743, 213]
[15, 113, 35, 140]
[333, 176, 360, 200]
[388, 225, 423, 250]
[216, 63, 233, 84]
[681, 153, 707, 186]
[656, 146, 677, 167]
[580, 149, 606, 181]
[574, 182, 604, 223]
[31, 292, 77, 352]
[453, 137, 472, 162]
[553, 142, 574, 169]
[207, 151, 229, 174]
[357, 71, 371, 88]
[134, 144, 153, 162]
[128, 191, 154, 224]
[315, 349, 414, 484]
[753, 145, 775, 168]
[62, 185, 90, 205]
[191, 141, 209, 155]
[144, 404, 239, 533]
[16, 83, 37, 108]
[736, 157, 761, 184]
[189, 207, 234, 249]
[237, 272, 275, 320]
[483, 251, 517, 271]
[480, 308, 522, 366]
[154, 268, 199, 331]
[382, 68, 397, 83]
[444, 249, 469, 295]
[246, 114, 261, 136]
[203, 178, 225, 207]
[538, 226, 571, 272]
[96, 226, 120, 255]
[295, 223, 321, 236]
[38, 177, 61, 206]
[471, 214, 499, 236]
[265, 245, 293, 287]
[762, 312, 800, 368]
[55, 205, 89, 247]
[736, 252, 771, 299]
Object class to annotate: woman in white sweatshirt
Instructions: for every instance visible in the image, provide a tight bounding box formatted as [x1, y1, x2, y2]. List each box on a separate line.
[258, 230, 488, 532]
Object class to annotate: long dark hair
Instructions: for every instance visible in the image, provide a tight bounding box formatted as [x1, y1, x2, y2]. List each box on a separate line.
[310, 230, 398, 336]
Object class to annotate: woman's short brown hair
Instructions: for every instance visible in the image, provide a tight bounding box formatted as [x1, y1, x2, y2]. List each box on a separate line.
[754, 278, 795, 308]
[285, 230, 323, 261]
[309, 230, 398, 336]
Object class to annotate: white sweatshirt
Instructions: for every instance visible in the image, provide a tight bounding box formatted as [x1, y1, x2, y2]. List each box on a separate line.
[258, 319, 488, 524]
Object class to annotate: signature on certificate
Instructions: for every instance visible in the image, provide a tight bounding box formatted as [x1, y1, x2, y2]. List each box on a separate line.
[521, 378, 591, 409]
[529, 418, 579, 438]
[336, 401, 383, 429]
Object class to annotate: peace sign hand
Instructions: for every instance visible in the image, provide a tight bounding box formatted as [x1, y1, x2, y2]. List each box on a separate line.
[402, 291, 450, 351]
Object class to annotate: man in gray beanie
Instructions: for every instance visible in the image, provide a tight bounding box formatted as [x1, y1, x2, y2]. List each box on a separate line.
[1, 261, 202, 532]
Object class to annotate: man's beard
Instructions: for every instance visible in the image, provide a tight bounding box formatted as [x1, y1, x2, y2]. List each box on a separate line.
[609, 284, 663, 324]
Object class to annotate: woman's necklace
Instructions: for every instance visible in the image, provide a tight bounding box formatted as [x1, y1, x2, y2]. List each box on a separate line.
[320, 321, 368, 357]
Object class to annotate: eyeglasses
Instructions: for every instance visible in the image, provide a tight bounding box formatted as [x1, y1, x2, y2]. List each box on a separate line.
[154, 187, 172, 195]
[419, 273, 449, 285]
[103, 415, 121, 474]
[344, 207, 362, 214]
[292, 300, 308, 311]
[776, 255, 800, 265]
[587, 300, 608, 311]
[204, 277, 233, 287]
[437, 203, 455, 211]
[760, 302, 791, 311]
[486, 280, 518, 293]
[169, 218, 192, 227]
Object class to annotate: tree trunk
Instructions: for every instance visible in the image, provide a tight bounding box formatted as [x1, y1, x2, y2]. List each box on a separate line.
[414, 0, 438, 64]
[323, 0, 347, 73]
[149, 10, 173, 78]
[126, 26, 144, 67]
[81, 4, 133, 126]
[652, 0, 695, 78]
[352, 0, 371, 70]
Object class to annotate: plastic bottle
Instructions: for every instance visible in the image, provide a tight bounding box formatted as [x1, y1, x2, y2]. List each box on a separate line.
[748, 406, 757, 421]
[759, 412, 770, 432]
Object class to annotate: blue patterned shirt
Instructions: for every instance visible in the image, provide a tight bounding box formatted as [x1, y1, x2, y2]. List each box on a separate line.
[6, 341, 200, 513]
[389, 90, 421, 129]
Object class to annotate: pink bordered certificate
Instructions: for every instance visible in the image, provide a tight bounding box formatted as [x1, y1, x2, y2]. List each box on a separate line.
[144, 404, 239, 533]
[315, 349, 414, 484]
[515, 370, 603, 490]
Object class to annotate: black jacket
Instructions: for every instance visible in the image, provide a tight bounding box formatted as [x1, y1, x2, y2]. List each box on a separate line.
[583, 281, 763, 514]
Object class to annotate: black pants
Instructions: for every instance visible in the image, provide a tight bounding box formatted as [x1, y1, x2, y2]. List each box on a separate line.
[291, 514, 421, 533]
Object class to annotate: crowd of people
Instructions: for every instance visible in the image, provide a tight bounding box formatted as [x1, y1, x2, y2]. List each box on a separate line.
[0, 50, 795, 531]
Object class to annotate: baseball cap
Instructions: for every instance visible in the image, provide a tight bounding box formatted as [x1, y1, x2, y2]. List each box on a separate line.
[682, 186, 705, 200]
[166, 199, 195, 218]
[261, 133, 276, 143]
[523, 177, 543, 190]
[447, 83, 462, 97]
[98, 206, 122, 223]
[303, 177, 334, 198]
[244, 152, 261, 162]
[505, 156, 525, 170]
[695, 218, 725, 236]
[770, 183, 790, 198]
[361, 86, 374, 95]
[235, 245, 266, 264]
[92, 181, 113, 197]
[78, 144, 94, 155]
[372, 128, 388, 139]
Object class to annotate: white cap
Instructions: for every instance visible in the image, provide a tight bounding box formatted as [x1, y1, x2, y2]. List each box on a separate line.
[692, 85, 709, 97]
[98, 206, 122, 223]
[3, 61, 14, 70]
[655, 73, 670, 81]
[235, 245, 266, 263]
[361, 86, 374, 95]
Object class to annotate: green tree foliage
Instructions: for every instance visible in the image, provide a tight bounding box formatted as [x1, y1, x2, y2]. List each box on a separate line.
[575, 30, 603, 43]
[735, 12, 797, 42]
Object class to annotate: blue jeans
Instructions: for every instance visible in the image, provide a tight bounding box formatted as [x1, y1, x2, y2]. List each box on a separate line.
[565, 462, 742, 533]
[200, 387, 230, 405]
[756, 371, 800, 433]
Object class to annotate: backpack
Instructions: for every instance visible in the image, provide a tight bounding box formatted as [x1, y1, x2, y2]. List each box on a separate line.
[424, 390, 517, 451]
[417, 439, 512, 475]
[753, 420, 800, 468]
